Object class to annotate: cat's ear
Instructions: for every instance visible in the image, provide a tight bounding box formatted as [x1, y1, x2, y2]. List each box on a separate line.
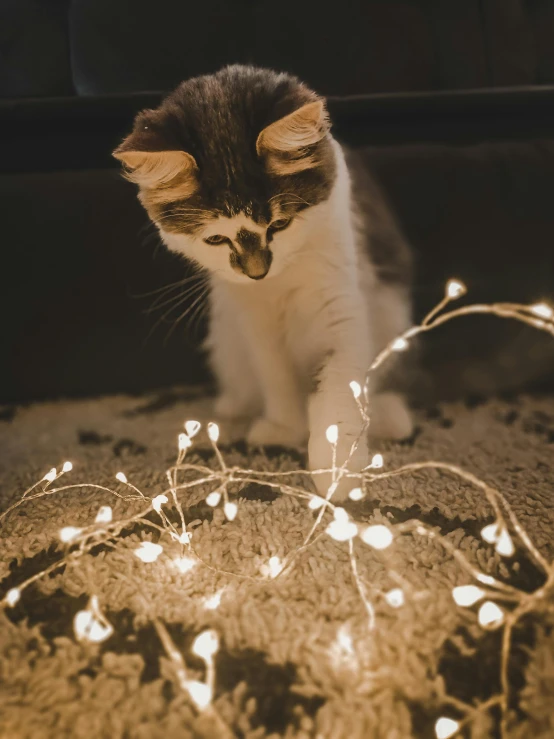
[256, 100, 330, 175]
[113, 117, 198, 202]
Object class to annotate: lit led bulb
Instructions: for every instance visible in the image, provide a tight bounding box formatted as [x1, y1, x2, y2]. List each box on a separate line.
[326, 424, 339, 444]
[267, 556, 283, 578]
[530, 302, 553, 319]
[178, 433, 192, 451]
[309, 495, 326, 510]
[115, 472, 127, 484]
[152, 494, 168, 513]
[134, 541, 163, 563]
[481, 522, 499, 543]
[95, 505, 113, 524]
[446, 279, 467, 300]
[187, 681, 212, 710]
[62, 461, 73, 473]
[4, 588, 21, 607]
[203, 591, 223, 610]
[192, 629, 219, 660]
[452, 585, 485, 607]
[435, 717, 460, 739]
[326, 508, 358, 541]
[173, 556, 196, 574]
[74, 596, 113, 644]
[391, 337, 409, 352]
[59, 526, 82, 543]
[224, 502, 237, 521]
[207, 422, 220, 442]
[478, 601, 504, 630]
[348, 487, 364, 501]
[178, 531, 190, 545]
[371, 453, 384, 469]
[384, 588, 404, 608]
[43, 468, 57, 482]
[206, 491, 221, 507]
[360, 524, 393, 550]
[184, 420, 201, 438]
[495, 528, 515, 557]
[349, 381, 362, 399]
[481, 522, 515, 557]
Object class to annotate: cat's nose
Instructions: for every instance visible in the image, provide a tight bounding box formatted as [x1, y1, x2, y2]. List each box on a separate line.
[242, 250, 273, 280]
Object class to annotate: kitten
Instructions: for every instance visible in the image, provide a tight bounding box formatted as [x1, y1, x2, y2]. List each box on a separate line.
[114, 65, 414, 499]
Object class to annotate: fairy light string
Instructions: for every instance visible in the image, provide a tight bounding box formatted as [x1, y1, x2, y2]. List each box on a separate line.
[0, 280, 553, 739]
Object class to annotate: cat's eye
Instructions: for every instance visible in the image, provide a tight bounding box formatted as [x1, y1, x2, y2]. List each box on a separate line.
[269, 218, 292, 231]
[204, 234, 228, 245]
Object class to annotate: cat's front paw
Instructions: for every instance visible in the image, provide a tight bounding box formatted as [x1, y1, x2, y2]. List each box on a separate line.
[247, 418, 307, 448]
[368, 392, 413, 440]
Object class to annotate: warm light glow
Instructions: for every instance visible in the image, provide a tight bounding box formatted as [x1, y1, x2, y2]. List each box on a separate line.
[360, 524, 393, 550]
[495, 528, 515, 557]
[384, 588, 404, 608]
[477, 573, 496, 586]
[173, 556, 196, 574]
[348, 487, 364, 501]
[115, 472, 128, 484]
[134, 541, 163, 563]
[371, 453, 384, 469]
[74, 597, 113, 644]
[62, 461, 73, 473]
[192, 629, 219, 660]
[187, 680, 212, 710]
[207, 422, 220, 442]
[446, 279, 467, 300]
[326, 508, 358, 541]
[206, 491, 221, 507]
[152, 494, 168, 513]
[309, 495, 326, 509]
[326, 424, 339, 444]
[435, 716, 460, 739]
[95, 505, 113, 524]
[178, 433, 192, 451]
[481, 522, 499, 544]
[184, 420, 201, 438]
[59, 526, 82, 543]
[452, 585, 485, 607]
[178, 531, 190, 545]
[267, 556, 283, 578]
[349, 381, 361, 399]
[203, 591, 223, 610]
[530, 302, 553, 319]
[43, 468, 57, 482]
[4, 588, 21, 607]
[224, 502, 237, 521]
[391, 337, 409, 352]
[336, 625, 355, 655]
[478, 601, 505, 629]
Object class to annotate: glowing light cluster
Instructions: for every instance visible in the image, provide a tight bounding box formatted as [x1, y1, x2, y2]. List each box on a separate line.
[74, 596, 113, 644]
[134, 541, 163, 563]
[326, 507, 358, 542]
[3, 278, 554, 736]
[360, 524, 393, 550]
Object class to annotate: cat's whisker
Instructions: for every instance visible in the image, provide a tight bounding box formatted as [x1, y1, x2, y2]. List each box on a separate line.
[146, 279, 208, 314]
[143, 280, 208, 345]
[131, 272, 205, 300]
[164, 285, 210, 345]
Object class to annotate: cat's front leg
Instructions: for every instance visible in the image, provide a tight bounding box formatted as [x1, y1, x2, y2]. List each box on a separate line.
[232, 294, 308, 448]
[308, 351, 370, 501]
[207, 288, 263, 423]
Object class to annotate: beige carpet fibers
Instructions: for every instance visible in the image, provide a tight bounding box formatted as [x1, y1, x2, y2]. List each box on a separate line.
[1, 388, 553, 739]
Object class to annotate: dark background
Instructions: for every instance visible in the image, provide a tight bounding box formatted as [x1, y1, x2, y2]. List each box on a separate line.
[2, 0, 554, 404]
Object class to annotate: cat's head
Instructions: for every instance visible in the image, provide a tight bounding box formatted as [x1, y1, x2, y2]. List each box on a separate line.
[113, 65, 337, 282]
